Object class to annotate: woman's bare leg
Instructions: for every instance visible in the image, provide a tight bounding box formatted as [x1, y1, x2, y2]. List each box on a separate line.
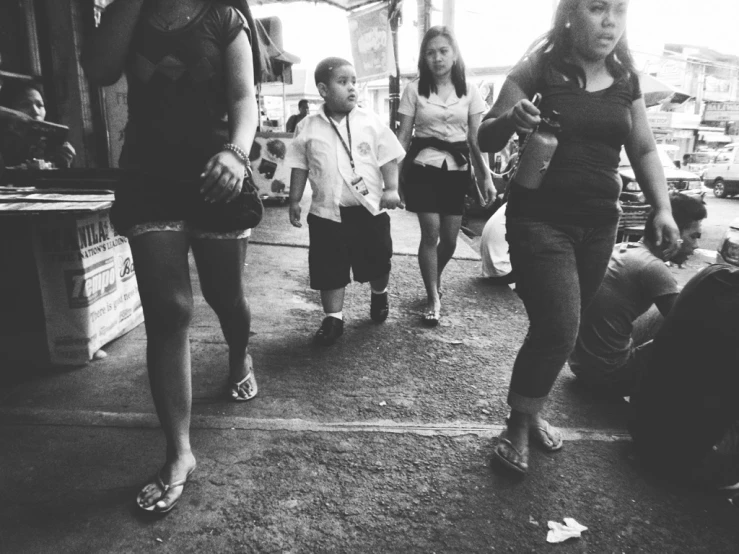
[192, 237, 251, 384]
[417, 212, 442, 313]
[131, 231, 197, 511]
[437, 214, 463, 293]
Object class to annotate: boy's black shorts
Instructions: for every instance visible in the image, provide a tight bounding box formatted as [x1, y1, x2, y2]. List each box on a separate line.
[308, 207, 392, 291]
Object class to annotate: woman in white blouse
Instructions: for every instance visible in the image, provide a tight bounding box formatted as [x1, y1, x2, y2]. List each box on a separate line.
[397, 26, 494, 327]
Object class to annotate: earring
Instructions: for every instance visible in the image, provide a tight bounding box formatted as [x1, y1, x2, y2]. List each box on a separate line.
[565, 21, 571, 29]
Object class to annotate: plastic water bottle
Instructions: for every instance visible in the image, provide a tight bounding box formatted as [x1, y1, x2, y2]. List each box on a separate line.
[511, 101, 560, 190]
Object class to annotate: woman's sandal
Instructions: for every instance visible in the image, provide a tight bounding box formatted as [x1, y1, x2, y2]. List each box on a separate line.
[505, 417, 564, 453]
[530, 420, 563, 452]
[492, 434, 529, 475]
[230, 354, 258, 402]
[136, 466, 196, 515]
[422, 310, 440, 327]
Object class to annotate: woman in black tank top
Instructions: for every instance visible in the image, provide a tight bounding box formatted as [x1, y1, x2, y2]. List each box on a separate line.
[83, 0, 261, 514]
[478, 0, 680, 477]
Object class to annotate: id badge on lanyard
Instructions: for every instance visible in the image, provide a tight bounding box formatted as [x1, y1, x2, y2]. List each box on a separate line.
[328, 113, 369, 196]
[350, 174, 369, 195]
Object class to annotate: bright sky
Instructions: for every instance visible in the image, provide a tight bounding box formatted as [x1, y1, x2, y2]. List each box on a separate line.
[251, 0, 739, 75]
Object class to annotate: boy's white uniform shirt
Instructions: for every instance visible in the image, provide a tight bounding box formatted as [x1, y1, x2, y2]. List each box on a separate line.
[286, 105, 405, 223]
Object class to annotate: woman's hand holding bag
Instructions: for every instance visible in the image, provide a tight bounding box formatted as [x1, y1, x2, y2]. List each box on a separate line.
[193, 144, 264, 232]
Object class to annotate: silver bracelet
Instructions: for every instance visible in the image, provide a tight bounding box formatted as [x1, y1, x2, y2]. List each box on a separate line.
[223, 142, 249, 167]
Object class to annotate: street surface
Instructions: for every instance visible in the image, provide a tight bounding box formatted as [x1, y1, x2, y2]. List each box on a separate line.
[699, 193, 739, 251]
[1, 199, 737, 553]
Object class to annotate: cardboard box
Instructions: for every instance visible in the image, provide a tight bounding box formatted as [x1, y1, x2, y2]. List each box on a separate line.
[30, 210, 144, 365]
[0, 189, 143, 365]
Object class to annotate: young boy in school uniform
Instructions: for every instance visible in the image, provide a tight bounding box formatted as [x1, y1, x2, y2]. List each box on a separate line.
[286, 57, 405, 346]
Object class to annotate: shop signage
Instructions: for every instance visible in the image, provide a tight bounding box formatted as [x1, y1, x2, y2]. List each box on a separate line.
[647, 112, 672, 128]
[347, 4, 395, 81]
[671, 129, 695, 139]
[704, 102, 739, 122]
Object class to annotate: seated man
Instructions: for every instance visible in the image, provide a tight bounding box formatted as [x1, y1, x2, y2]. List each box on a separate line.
[569, 193, 707, 396]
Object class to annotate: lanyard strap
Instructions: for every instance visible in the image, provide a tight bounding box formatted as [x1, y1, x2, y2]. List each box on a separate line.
[327, 113, 355, 171]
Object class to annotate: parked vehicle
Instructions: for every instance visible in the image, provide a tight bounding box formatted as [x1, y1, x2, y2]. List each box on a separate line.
[702, 143, 739, 198]
[618, 146, 704, 202]
[682, 151, 717, 176]
[717, 218, 739, 267]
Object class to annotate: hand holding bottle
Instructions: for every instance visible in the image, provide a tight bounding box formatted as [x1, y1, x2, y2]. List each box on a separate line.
[508, 94, 542, 135]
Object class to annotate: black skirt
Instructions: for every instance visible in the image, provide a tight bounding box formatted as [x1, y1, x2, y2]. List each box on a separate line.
[402, 162, 471, 215]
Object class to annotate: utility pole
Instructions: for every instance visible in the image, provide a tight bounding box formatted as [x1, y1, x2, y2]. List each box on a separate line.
[388, 0, 401, 132]
[695, 62, 706, 116]
[442, 0, 455, 30]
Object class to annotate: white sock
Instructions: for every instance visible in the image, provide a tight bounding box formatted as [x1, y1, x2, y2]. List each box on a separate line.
[371, 287, 387, 295]
[326, 312, 343, 320]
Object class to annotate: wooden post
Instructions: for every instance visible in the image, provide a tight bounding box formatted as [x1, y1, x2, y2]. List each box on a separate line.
[388, 2, 401, 132]
[417, 0, 431, 47]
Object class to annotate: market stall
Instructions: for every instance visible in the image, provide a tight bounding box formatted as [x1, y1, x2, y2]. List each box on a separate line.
[0, 170, 143, 366]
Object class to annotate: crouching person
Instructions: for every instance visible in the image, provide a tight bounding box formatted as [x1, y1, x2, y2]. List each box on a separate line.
[286, 57, 405, 345]
[569, 193, 707, 396]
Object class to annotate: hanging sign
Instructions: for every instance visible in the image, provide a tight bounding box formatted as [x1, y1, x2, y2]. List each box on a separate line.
[347, 4, 395, 81]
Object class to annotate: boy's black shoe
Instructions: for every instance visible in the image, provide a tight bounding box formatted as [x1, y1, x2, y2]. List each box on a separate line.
[315, 316, 344, 346]
[370, 292, 389, 323]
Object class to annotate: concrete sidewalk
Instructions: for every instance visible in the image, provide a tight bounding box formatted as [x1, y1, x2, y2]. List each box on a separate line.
[1, 203, 736, 553]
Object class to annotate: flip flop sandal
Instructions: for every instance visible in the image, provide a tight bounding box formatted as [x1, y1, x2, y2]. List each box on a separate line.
[492, 437, 529, 475]
[422, 310, 440, 327]
[505, 417, 564, 453]
[136, 466, 195, 514]
[230, 354, 258, 402]
[530, 421, 563, 453]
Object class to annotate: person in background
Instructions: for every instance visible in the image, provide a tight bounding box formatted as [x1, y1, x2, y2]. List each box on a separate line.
[287, 57, 404, 346]
[0, 80, 76, 168]
[82, 0, 261, 515]
[569, 193, 707, 396]
[397, 25, 494, 327]
[478, 0, 680, 475]
[286, 99, 309, 133]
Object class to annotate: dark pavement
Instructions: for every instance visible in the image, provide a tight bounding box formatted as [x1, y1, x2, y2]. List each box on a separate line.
[1, 196, 736, 553]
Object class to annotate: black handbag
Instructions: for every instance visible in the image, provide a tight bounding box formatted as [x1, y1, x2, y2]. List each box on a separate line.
[190, 166, 264, 232]
[111, 167, 264, 234]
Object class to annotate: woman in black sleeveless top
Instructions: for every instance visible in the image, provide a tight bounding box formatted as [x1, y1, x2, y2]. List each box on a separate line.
[478, 0, 680, 476]
[83, 0, 261, 514]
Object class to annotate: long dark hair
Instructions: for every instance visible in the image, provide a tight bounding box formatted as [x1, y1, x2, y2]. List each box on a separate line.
[417, 26, 467, 99]
[219, 0, 262, 84]
[525, 0, 636, 87]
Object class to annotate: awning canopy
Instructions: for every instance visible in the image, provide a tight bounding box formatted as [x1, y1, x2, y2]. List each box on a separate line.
[255, 17, 301, 84]
[252, 0, 386, 11]
[639, 73, 693, 107]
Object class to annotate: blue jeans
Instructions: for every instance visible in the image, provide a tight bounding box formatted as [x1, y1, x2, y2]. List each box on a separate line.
[506, 216, 618, 414]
